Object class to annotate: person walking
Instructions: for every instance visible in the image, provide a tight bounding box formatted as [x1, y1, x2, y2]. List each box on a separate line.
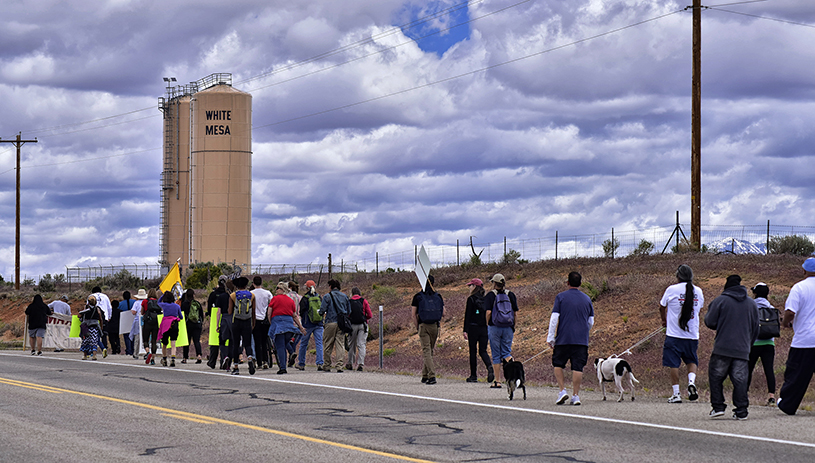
[140, 288, 161, 365]
[296, 280, 324, 371]
[320, 279, 351, 373]
[268, 282, 307, 374]
[90, 286, 112, 357]
[778, 257, 815, 415]
[748, 282, 778, 406]
[286, 281, 303, 368]
[180, 289, 204, 364]
[411, 275, 444, 385]
[205, 276, 229, 369]
[251, 276, 273, 369]
[79, 296, 105, 361]
[47, 295, 71, 352]
[118, 291, 137, 357]
[704, 275, 759, 420]
[130, 289, 148, 359]
[158, 291, 183, 367]
[463, 278, 492, 383]
[547, 271, 594, 405]
[346, 287, 372, 371]
[108, 299, 122, 355]
[26, 294, 52, 356]
[484, 273, 519, 389]
[659, 264, 704, 403]
[228, 277, 256, 376]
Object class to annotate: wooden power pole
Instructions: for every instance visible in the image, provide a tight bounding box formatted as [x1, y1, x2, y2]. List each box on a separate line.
[691, 0, 702, 250]
[0, 133, 38, 290]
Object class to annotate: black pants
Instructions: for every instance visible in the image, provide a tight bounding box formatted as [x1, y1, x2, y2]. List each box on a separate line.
[778, 347, 815, 415]
[108, 332, 121, 355]
[466, 326, 492, 378]
[709, 353, 749, 418]
[748, 343, 776, 393]
[218, 317, 232, 362]
[252, 320, 271, 366]
[231, 318, 254, 362]
[142, 317, 159, 354]
[183, 322, 203, 359]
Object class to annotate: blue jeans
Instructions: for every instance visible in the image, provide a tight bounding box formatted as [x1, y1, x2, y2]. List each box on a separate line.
[709, 353, 750, 417]
[298, 324, 324, 367]
[488, 325, 514, 364]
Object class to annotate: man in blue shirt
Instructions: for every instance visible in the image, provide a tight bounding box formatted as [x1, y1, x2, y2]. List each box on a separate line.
[547, 271, 595, 406]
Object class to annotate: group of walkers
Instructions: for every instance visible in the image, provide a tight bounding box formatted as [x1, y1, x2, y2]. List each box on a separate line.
[23, 256, 815, 417]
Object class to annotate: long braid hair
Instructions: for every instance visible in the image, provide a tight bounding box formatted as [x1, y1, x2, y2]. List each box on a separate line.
[676, 264, 695, 332]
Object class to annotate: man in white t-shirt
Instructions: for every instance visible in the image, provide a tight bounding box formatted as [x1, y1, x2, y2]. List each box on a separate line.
[777, 257, 815, 415]
[251, 276, 273, 369]
[91, 286, 112, 357]
[659, 264, 704, 404]
[48, 295, 71, 315]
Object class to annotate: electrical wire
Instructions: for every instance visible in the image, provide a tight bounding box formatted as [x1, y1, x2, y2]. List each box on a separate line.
[0, 147, 161, 176]
[22, 106, 154, 136]
[708, 7, 815, 28]
[253, 8, 686, 130]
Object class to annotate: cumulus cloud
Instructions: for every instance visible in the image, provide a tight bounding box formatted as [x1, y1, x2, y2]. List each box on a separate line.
[2, 0, 814, 280]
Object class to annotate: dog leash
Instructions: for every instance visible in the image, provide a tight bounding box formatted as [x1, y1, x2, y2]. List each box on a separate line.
[616, 327, 665, 357]
[521, 346, 551, 364]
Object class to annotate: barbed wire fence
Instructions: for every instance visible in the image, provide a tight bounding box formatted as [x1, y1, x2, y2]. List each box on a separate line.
[15, 221, 815, 286]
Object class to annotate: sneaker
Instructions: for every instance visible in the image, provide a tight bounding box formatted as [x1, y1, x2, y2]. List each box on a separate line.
[345, 364, 353, 370]
[207, 357, 216, 369]
[103, 348, 108, 358]
[357, 365, 364, 372]
[336, 368, 344, 373]
[262, 362, 269, 370]
[31, 350, 36, 355]
[161, 357, 168, 367]
[556, 390, 570, 405]
[570, 395, 581, 406]
[82, 354, 88, 360]
[426, 377, 437, 385]
[768, 398, 776, 407]
[37, 351, 42, 356]
[248, 358, 256, 375]
[466, 376, 478, 383]
[732, 412, 748, 421]
[195, 358, 202, 364]
[709, 409, 725, 418]
[277, 369, 288, 375]
[421, 377, 428, 384]
[170, 358, 176, 367]
[667, 393, 682, 403]
[132, 354, 139, 359]
[145, 353, 153, 365]
[181, 359, 187, 364]
[487, 371, 495, 384]
[688, 384, 698, 401]
[231, 368, 240, 375]
[318, 365, 329, 372]
[295, 365, 305, 371]
[288, 353, 297, 368]
[150, 359, 155, 365]
[91, 355, 97, 361]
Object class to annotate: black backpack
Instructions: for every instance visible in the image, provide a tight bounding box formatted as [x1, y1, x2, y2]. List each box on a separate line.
[349, 298, 366, 324]
[416, 291, 443, 323]
[757, 305, 780, 340]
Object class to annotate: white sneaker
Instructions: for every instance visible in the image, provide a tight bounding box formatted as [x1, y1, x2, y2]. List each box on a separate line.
[570, 395, 581, 406]
[709, 409, 725, 418]
[667, 393, 682, 403]
[556, 390, 570, 405]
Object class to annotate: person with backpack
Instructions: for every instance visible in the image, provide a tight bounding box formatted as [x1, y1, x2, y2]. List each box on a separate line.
[119, 291, 137, 358]
[250, 276, 273, 370]
[463, 278, 493, 383]
[286, 281, 304, 368]
[79, 295, 105, 361]
[158, 290, 184, 367]
[180, 289, 204, 364]
[484, 274, 519, 389]
[320, 279, 351, 372]
[411, 275, 444, 385]
[268, 282, 307, 374]
[747, 282, 779, 406]
[345, 287, 372, 371]
[704, 275, 759, 420]
[296, 280, 325, 371]
[228, 276, 256, 375]
[140, 288, 161, 365]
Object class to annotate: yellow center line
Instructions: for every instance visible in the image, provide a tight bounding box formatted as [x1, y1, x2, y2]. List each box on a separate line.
[161, 413, 218, 424]
[0, 376, 434, 463]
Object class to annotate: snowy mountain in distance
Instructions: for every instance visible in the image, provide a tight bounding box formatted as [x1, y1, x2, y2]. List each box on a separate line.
[707, 237, 767, 255]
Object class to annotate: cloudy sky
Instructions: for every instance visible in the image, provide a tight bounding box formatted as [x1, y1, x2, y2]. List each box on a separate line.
[2, 0, 814, 280]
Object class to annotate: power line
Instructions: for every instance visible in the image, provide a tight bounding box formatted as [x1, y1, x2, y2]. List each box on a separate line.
[0, 147, 161, 176]
[709, 7, 815, 28]
[22, 106, 154, 136]
[254, 8, 685, 130]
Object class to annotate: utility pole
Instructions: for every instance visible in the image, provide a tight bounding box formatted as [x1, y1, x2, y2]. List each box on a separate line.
[691, 0, 702, 250]
[0, 133, 38, 290]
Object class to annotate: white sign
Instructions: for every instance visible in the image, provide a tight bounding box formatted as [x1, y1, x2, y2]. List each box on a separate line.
[415, 245, 432, 290]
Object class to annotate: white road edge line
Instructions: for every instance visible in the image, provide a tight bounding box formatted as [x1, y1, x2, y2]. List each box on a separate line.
[4, 352, 814, 449]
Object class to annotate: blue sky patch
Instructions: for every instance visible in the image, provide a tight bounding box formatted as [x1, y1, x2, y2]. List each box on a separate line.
[399, 1, 471, 56]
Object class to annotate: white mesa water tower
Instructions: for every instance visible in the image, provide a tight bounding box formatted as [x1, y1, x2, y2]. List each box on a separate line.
[158, 73, 252, 271]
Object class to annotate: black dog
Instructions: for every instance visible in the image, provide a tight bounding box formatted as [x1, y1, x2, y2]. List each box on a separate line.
[502, 358, 526, 400]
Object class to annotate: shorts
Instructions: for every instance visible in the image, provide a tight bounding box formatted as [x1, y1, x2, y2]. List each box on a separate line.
[662, 336, 699, 368]
[488, 325, 514, 364]
[28, 328, 46, 338]
[161, 321, 180, 345]
[552, 344, 589, 371]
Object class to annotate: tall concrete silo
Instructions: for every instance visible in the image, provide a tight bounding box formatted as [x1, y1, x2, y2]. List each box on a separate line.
[158, 73, 252, 271]
[190, 74, 252, 269]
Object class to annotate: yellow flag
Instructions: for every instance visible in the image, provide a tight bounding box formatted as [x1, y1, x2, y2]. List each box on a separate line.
[159, 262, 184, 300]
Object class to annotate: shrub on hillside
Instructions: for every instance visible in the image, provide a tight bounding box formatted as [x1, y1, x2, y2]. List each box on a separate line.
[629, 239, 655, 257]
[38, 274, 56, 292]
[768, 235, 814, 256]
[602, 238, 620, 258]
[83, 270, 142, 292]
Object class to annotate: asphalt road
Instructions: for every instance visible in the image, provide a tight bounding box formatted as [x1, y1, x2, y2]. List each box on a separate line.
[1, 351, 813, 462]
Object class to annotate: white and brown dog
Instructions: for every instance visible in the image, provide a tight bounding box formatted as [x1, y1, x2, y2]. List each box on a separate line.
[594, 356, 639, 402]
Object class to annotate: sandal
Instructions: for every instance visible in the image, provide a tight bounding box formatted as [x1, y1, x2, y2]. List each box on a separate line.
[490, 382, 502, 389]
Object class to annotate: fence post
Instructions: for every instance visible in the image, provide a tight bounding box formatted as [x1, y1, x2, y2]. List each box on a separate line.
[766, 220, 770, 254]
[503, 236, 507, 260]
[376, 252, 379, 274]
[379, 305, 384, 369]
[328, 254, 332, 280]
[612, 228, 615, 258]
[555, 231, 558, 260]
[457, 239, 459, 266]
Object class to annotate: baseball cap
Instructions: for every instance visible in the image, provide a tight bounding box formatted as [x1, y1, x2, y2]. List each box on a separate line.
[466, 278, 483, 287]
